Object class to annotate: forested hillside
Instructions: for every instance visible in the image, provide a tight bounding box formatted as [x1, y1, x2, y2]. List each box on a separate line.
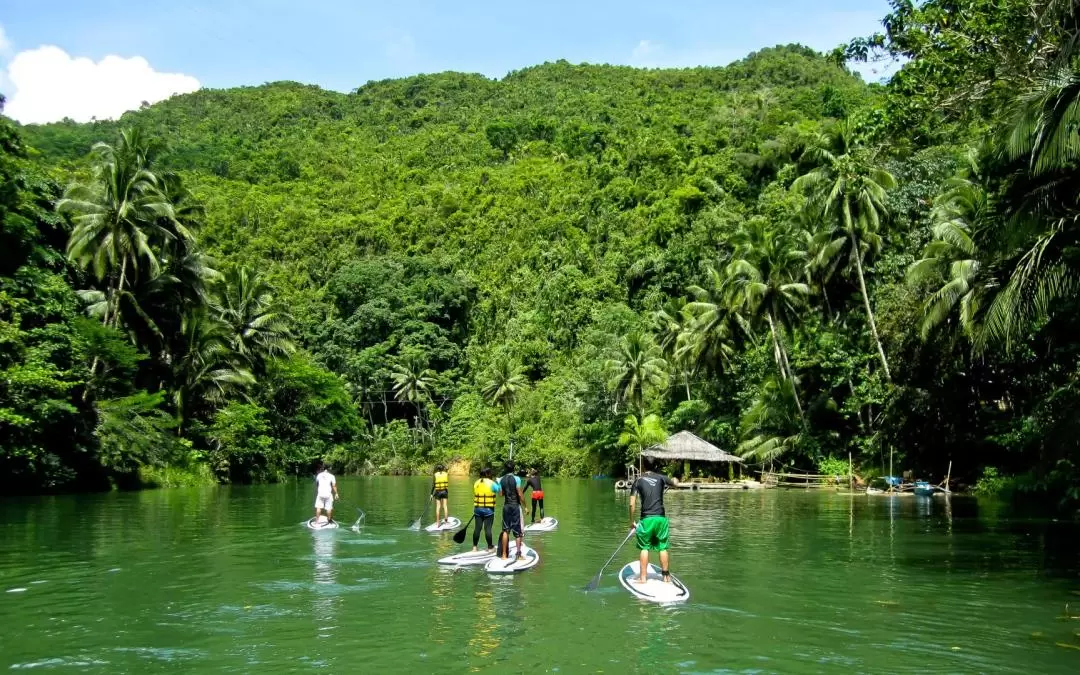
[6, 1, 1080, 507]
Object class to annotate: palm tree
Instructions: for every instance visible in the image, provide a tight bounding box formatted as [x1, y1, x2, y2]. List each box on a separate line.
[907, 173, 991, 340]
[210, 267, 295, 370]
[481, 355, 529, 458]
[794, 120, 897, 381]
[684, 268, 745, 378]
[391, 354, 436, 437]
[172, 311, 254, 427]
[724, 217, 811, 415]
[618, 413, 667, 474]
[606, 331, 668, 417]
[651, 297, 699, 399]
[58, 128, 177, 328]
[736, 377, 802, 468]
[976, 65, 1080, 351]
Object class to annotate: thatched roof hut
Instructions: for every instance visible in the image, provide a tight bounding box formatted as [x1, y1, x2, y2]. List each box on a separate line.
[642, 431, 743, 463]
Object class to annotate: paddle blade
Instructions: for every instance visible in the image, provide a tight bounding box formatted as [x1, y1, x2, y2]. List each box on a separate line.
[409, 519, 421, 531]
[584, 573, 601, 592]
[452, 526, 469, 544]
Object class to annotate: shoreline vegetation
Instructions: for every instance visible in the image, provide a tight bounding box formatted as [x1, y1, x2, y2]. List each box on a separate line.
[3, 2, 1080, 510]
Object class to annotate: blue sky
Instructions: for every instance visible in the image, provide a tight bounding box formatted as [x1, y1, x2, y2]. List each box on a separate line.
[0, 0, 892, 123]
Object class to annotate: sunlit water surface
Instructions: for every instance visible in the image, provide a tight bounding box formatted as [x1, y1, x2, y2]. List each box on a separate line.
[1, 478, 1079, 673]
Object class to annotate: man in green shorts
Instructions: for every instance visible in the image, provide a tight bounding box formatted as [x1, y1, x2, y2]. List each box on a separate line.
[628, 458, 677, 584]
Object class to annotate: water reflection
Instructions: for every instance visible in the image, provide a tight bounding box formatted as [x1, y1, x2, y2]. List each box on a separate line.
[312, 531, 338, 638]
[467, 589, 499, 671]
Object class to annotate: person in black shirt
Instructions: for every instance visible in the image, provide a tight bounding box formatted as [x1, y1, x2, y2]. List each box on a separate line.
[497, 460, 526, 560]
[629, 458, 677, 583]
[526, 468, 544, 523]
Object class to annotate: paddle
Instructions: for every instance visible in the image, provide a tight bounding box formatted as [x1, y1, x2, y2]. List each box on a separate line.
[584, 525, 637, 592]
[409, 490, 434, 530]
[452, 515, 476, 544]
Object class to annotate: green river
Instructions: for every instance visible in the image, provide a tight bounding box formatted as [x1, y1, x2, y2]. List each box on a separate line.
[1, 478, 1079, 673]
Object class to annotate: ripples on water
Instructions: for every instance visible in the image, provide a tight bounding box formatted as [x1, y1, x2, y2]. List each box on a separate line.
[0, 480, 1078, 673]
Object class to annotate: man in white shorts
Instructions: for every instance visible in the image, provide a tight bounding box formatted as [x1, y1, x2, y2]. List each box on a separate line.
[314, 462, 339, 523]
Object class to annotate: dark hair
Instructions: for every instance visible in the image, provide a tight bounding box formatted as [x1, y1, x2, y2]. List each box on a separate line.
[316, 460, 325, 472]
[480, 466, 492, 478]
[641, 456, 656, 471]
[503, 460, 515, 474]
[435, 464, 446, 472]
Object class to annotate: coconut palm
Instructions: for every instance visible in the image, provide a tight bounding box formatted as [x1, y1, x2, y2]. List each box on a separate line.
[977, 65, 1080, 351]
[606, 331, 668, 417]
[724, 217, 811, 415]
[58, 128, 177, 328]
[391, 354, 436, 434]
[684, 268, 745, 378]
[651, 297, 699, 399]
[736, 377, 802, 467]
[481, 355, 529, 458]
[907, 172, 993, 339]
[794, 120, 897, 381]
[172, 311, 255, 427]
[210, 266, 295, 370]
[618, 413, 668, 474]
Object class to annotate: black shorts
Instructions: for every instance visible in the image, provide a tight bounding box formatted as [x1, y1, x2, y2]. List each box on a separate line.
[501, 504, 523, 536]
[434, 490, 448, 499]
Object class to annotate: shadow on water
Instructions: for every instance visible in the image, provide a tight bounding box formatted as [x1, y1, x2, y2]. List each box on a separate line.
[1, 478, 1079, 672]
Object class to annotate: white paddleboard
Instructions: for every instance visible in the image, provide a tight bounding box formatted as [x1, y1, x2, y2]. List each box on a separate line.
[305, 517, 339, 531]
[425, 516, 461, 532]
[437, 542, 519, 566]
[524, 516, 558, 532]
[618, 561, 689, 604]
[483, 546, 539, 574]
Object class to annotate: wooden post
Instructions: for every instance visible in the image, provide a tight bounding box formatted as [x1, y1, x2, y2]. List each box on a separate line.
[849, 451, 853, 490]
[943, 460, 952, 493]
[888, 445, 894, 493]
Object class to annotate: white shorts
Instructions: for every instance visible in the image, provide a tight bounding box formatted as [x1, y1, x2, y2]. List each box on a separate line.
[315, 495, 334, 511]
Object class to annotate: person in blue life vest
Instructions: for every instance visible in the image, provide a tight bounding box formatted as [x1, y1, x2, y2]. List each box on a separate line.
[471, 466, 500, 552]
[432, 464, 450, 526]
[629, 457, 677, 584]
[496, 460, 526, 561]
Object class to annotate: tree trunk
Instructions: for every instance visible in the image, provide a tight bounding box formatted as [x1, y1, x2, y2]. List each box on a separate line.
[767, 311, 803, 417]
[851, 234, 892, 382]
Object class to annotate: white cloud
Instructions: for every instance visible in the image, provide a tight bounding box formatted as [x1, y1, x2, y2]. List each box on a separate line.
[3, 45, 200, 124]
[0, 24, 11, 55]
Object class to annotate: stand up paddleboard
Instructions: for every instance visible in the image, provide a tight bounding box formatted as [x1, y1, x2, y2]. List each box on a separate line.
[437, 542, 519, 566]
[524, 516, 558, 532]
[305, 517, 339, 531]
[424, 516, 461, 532]
[618, 561, 689, 604]
[484, 545, 539, 574]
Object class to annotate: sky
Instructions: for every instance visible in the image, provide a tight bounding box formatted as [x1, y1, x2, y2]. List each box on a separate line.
[0, 0, 894, 124]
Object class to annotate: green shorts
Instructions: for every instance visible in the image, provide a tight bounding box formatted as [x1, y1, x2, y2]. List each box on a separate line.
[635, 516, 670, 552]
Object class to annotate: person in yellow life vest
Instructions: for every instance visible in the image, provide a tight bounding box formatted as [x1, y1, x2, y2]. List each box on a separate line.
[432, 464, 450, 526]
[471, 466, 501, 552]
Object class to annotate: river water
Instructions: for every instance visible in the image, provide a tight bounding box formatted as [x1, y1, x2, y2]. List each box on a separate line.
[1, 478, 1078, 673]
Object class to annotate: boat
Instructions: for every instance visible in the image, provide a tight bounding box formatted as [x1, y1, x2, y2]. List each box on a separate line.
[424, 516, 461, 532]
[305, 517, 339, 531]
[483, 545, 539, 574]
[437, 542, 519, 566]
[913, 480, 935, 497]
[524, 516, 558, 532]
[618, 561, 689, 604]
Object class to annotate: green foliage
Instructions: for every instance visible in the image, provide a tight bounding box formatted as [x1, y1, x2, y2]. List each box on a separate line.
[973, 467, 1011, 496]
[8, 20, 1080, 511]
[817, 455, 850, 478]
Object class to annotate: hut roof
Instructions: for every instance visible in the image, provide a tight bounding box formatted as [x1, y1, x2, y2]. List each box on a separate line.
[642, 431, 743, 463]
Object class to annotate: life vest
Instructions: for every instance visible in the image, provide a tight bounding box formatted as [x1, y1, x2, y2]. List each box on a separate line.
[434, 471, 449, 491]
[473, 478, 497, 508]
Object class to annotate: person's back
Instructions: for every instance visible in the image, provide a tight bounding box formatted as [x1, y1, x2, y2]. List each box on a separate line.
[629, 466, 676, 584]
[471, 468, 499, 552]
[526, 469, 545, 523]
[313, 464, 338, 521]
[497, 461, 524, 559]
